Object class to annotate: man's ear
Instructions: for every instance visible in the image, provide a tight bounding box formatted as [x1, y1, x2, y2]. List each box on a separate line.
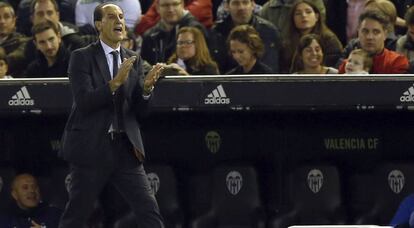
[33, 39, 39, 49]
[11, 189, 17, 201]
[95, 21, 102, 32]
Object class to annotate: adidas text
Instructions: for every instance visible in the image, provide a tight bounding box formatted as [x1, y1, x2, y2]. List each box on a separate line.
[400, 95, 414, 102]
[204, 97, 230, 104]
[8, 99, 34, 106]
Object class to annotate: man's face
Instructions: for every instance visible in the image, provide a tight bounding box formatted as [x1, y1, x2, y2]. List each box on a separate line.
[407, 24, 414, 41]
[0, 6, 16, 38]
[157, 0, 184, 26]
[32, 0, 60, 26]
[34, 28, 61, 59]
[226, 0, 255, 25]
[11, 175, 40, 210]
[95, 4, 125, 48]
[358, 18, 386, 54]
[0, 59, 8, 78]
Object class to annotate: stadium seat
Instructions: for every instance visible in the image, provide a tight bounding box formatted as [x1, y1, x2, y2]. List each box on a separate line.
[352, 162, 414, 225]
[189, 164, 266, 228]
[269, 164, 346, 228]
[0, 164, 16, 212]
[113, 163, 183, 228]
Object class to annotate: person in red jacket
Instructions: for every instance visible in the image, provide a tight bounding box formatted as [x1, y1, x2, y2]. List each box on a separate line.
[135, 0, 213, 35]
[339, 10, 409, 74]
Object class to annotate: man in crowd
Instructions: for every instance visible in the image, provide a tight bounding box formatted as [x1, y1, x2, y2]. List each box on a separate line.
[338, 10, 409, 74]
[210, 0, 281, 73]
[25, 20, 70, 77]
[141, 0, 206, 65]
[0, 173, 62, 227]
[9, 0, 86, 77]
[0, 2, 30, 76]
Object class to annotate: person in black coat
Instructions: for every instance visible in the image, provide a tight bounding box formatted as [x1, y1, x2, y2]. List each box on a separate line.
[226, 25, 273, 74]
[0, 174, 62, 228]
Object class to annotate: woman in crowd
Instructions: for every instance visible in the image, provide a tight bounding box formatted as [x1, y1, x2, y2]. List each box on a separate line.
[168, 27, 219, 75]
[293, 34, 338, 74]
[226, 25, 273, 75]
[280, 0, 343, 73]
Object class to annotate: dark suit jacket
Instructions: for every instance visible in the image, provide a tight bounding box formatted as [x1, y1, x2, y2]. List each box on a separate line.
[60, 41, 147, 166]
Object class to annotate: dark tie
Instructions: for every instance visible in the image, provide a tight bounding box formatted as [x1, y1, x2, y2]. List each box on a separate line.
[111, 51, 124, 132]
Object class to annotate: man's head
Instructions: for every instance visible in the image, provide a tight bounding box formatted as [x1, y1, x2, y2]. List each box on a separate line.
[357, 10, 389, 54]
[11, 174, 41, 210]
[31, 0, 60, 26]
[0, 2, 15, 39]
[94, 3, 125, 48]
[156, 0, 185, 27]
[32, 20, 61, 62]
[0, 48, 8, 78]
[225, 0, 255, 25]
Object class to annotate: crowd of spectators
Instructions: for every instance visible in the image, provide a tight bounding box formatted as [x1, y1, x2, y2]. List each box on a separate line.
[0, 0, 414, 80]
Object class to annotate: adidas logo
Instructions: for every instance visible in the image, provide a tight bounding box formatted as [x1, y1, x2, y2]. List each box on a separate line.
[400, 84, 414, 102]
[204, 84, 230, 104]
[8, 86, 35, 106]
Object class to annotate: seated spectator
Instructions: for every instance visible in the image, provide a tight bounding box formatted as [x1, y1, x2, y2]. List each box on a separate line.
[9, 0, 86, 77]
[210, 0, 281, 73]
[260, 0, 326, 42]
[226, 25, 272, 74]
[75, 0, 141, 35]
[141, 0, 207, 65]
[293, 33, 338, 74]
[215, 0, 262, 23]
[0, 173, 62, 228]
[390, 193, 414, 228]
[0, 2, 30, 76]
[135, 0, 213, 35]
[338, 0, 401, 66]
[338, 10, 409, 74]
[280, 0, 342, 73]
[365, 0, 400, 49]
[25, 20, 70, 77]
[168, 26, 219, 75]
[344, 49, 373, 74]
[396, 5, 414, 61]
[0, 49, 12, 79]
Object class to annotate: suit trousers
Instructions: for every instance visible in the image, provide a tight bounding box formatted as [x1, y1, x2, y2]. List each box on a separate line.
[58, 133, 164, 228]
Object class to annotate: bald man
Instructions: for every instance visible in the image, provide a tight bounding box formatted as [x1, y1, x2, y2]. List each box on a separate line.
[0, 173, 62, 228]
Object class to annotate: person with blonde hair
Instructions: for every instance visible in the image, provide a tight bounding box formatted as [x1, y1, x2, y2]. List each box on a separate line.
[226, 25, 273, 74]
[345, 49, 373, 74]
[168, 26, 219, 75]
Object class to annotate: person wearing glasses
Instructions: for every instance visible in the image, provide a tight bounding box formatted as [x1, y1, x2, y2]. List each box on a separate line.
[167, 26, 219, 75]
[141, 0, 207, 65]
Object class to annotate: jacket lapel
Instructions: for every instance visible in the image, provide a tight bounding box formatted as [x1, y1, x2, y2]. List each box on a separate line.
[93, 42, 112, 83]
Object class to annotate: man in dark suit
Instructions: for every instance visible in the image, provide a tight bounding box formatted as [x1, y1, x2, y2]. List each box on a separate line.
[58, 3, 165, 228]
